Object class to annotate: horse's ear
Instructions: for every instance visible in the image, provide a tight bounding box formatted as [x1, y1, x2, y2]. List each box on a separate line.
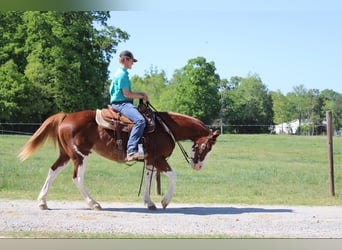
[212, 130, 220, 138]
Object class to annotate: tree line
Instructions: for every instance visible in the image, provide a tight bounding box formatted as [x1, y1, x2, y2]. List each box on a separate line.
[1, 11, 342, 134]
[0, 11, 128, 123]
[132, 67, 342, 134]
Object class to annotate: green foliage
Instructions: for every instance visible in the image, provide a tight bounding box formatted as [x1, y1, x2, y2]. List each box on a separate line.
[0, 61, 24, 121]
[171, 57, 221, 124]
[271, 90, 292, 124]
[0, 11, 128, 122]
[276, 85, 342, 135]
[223, 74, 274, 133]
[1, 12, 342, 132]
[320, 89, 342, 131]
[131, 66, 168, 110]
[130, 58, 222, 125]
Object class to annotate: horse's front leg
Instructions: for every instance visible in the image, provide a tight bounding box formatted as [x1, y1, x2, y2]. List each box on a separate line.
[161, 170, 176, 209]
[143, 165, 157, 210]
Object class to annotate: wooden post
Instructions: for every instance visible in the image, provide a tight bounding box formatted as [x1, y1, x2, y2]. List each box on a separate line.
[326, 111, 335, 196]
[155, 170, 161, 195]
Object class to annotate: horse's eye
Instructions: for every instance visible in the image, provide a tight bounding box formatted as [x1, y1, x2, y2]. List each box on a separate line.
[201, 143, 206, 150]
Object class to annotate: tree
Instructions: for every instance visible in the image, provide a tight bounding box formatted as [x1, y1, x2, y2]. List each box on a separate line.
[225, 74, 274, 133]
[158, 68, 181, 112]
[0, 12, 26, 72]
[0, 11, 129, 122]
[306, 89, 323, 135]
[171, 57, 221, 124]
[0, 12, 31, 122]
[286, 85, 310, 134]
[0, 60, 32, 122]
[320, 89, 342, 133]
[287, 85, 325, 135]
[271, 90, 292, 125]
[131, 66, 167, 109]
[23, 11, 128, 114]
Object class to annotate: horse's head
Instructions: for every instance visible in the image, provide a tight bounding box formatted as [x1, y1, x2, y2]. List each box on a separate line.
[190, 130, 220, 170]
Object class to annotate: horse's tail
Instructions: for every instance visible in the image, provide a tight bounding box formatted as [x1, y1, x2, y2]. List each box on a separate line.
[18, 113, 66, 161]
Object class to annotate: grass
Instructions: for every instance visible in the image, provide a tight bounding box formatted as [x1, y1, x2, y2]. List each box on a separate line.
[0, 134, 342, 206]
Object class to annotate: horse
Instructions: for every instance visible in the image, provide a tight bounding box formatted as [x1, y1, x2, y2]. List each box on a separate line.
[18, 106, 220, 210]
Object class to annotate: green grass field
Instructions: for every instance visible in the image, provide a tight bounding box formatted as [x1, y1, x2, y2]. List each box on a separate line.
[0, 134, 341, 206]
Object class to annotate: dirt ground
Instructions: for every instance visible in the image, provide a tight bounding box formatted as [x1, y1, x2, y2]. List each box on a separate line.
[1, 199, 342, 238]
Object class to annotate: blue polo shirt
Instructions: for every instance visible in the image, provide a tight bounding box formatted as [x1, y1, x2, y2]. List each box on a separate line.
[109, 66, 133, 103]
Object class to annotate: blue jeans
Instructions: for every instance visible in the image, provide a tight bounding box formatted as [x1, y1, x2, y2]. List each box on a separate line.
[111, 102, 146, 154]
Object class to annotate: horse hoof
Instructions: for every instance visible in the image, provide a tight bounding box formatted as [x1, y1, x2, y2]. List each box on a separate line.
[161, 201, 168, 209]
[39, 204, 48, 210]
[148, 204, 157, 210]
[93, 204, 102, 211]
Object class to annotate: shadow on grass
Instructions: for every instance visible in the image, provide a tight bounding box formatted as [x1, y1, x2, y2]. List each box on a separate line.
[101, 206, 293, 215]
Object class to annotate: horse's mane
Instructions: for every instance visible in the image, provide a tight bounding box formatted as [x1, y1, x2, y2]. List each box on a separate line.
[160, 111, 210, 136]
[167, 111, 207, 125]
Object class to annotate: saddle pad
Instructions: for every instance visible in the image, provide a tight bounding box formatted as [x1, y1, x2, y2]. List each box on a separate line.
[95, 109, 133, 131]
[95, 109, 115, 130]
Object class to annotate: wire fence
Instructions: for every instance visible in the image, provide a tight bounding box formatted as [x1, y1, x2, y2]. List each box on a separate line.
[0, 122, 327, 136]
[0, 123, 274, 135]
[0, 123, 42, 135]
[0, 122, 334, 135]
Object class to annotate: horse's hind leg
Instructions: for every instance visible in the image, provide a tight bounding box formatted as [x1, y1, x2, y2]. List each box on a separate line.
[37, 154, 70, 210]
[72, 156, 102, 210]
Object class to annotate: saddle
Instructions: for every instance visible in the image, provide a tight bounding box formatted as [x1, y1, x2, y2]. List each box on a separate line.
[95, 102, 156, 162]
[95, 102, 155, 134]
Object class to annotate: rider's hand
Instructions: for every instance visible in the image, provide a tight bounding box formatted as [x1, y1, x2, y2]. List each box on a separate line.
[141, 93, 149, 103]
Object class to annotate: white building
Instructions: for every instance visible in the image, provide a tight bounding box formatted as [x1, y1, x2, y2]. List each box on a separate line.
[274, 119, 301, 134]
[274, 119, 328, 135]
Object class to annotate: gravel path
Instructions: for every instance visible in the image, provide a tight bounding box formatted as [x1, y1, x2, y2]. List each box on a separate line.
[1, 199, 342, 238]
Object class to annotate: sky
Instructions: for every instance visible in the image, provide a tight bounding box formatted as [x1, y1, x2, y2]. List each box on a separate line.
[107, 0, 342, 94]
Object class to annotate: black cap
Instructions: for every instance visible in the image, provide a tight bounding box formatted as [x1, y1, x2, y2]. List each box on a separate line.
[119, 50, 137, 62]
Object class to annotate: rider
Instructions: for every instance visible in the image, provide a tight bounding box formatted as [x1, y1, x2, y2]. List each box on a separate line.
[109, 50, 149, 161]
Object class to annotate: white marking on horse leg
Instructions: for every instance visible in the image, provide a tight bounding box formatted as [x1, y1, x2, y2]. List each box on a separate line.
[72, 157, 101, 210]
[37, 164, 67, 210]
[161, 170, 176, 209]
[73, 143, 86, 158]
[144, 165, 157, 210]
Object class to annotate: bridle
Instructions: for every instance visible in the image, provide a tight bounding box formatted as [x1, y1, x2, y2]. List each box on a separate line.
[148, 101, 212, 167]
[155, 114, 192, 165]
[191, 137, 210, 164]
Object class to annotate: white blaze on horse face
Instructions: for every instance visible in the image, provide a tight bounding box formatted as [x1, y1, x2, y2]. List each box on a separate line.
[190, 145, 215, 171]
[190, 148, 204, 171]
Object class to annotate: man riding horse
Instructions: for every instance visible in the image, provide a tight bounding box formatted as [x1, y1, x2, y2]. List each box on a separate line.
[18, 51, 221, 211]
[109, 50, 149, 161]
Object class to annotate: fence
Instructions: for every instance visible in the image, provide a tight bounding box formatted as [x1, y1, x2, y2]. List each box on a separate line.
[0, 123, 329, 136]
[0, 123, 42, 135]
[1, 123, 273, 135]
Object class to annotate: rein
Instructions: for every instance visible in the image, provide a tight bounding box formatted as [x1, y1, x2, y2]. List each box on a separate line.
[136, 102, 191, 197]
[148, 102, 192, 165]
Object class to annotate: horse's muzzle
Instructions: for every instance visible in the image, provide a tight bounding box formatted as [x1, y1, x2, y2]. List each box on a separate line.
[191, 161, 204, 171]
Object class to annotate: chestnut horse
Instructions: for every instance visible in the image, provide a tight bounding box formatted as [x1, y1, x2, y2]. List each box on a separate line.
[18, 108, 220, 210]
